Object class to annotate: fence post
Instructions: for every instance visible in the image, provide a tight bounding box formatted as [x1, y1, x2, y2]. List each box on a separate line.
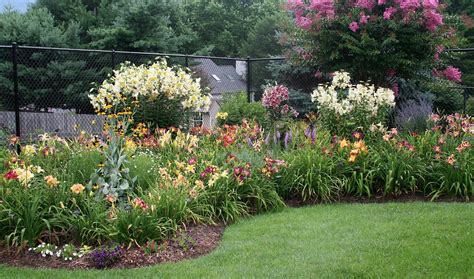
[111, 49, 116, 69]
[246, 56, 252, 103]
[185, 54, 189, 67]
[463, 88, 468, 115]
[12, 42, 21, 152]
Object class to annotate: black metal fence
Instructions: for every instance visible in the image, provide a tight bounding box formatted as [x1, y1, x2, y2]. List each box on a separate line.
[0, 44, 286, 142]
[445, 48, 474, 116]
[0, 44, 472, 143]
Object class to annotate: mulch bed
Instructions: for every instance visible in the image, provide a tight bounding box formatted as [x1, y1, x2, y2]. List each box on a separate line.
[0, 224, 225, 270]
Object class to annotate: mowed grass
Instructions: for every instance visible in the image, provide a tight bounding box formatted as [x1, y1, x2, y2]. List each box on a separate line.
[1, 202, 473, 278]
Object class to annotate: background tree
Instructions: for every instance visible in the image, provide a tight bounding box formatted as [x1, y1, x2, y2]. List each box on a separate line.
[0, 8, 99, 112]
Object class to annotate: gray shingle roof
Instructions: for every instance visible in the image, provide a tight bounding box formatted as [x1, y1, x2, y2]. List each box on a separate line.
[192, 58, 247, 95]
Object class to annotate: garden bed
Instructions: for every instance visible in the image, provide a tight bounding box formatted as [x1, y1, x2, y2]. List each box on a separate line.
[0, 192, 469, 271]
[0, 224, 224, 269]
[0, 70, 471, 271]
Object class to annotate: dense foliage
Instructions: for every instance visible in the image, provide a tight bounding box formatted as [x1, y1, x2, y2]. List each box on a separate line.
[9, 0, 285, 58]
[0, 112, 472, 249]
[0, 0, 473, 117]
[0, 50, 473, 260]
[217, 92, 269, 128]
[283, 0, 463, 87]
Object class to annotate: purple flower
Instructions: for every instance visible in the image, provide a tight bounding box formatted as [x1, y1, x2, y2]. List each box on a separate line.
[304, 126, 317, 144]
[284, 132, 291, 150]
[246, 137, 253, 148]
[310, 128, 317, 144]
[90, 244, 124, 269]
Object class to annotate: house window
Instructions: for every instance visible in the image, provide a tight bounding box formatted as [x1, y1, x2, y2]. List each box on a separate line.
[192, 113, 203, 127]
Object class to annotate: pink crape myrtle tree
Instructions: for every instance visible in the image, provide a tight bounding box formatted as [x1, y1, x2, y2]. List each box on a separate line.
[283, 0, 464, 93]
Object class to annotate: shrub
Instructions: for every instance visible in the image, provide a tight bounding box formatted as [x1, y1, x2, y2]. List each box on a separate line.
[217, 92, 268, 128]
[420, 77, 464, 114]
[89, 60, 210, 121]
[283, 0, 463, 88]
[288, 89, 314, 117]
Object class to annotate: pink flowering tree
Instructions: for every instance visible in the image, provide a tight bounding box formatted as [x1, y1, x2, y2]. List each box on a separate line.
[283, 0, 463, 89]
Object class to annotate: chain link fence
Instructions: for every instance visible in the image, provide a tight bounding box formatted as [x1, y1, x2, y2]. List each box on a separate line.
[0, 44, 472, 144]
[0, 45, 261, 142]
[445, 48, 474, 115]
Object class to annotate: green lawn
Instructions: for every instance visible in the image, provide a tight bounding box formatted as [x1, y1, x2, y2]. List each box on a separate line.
[1, 202, 473, 278]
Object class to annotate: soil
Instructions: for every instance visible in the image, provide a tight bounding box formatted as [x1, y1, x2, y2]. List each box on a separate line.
[0, 224, 225, 270]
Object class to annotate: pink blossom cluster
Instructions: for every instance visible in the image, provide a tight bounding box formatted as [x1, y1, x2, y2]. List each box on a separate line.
[443, 66, 462, 83]
[434, 45, 444, 61]
[423, 0, 439, 9]
[383, 7, 397, 20]
[287, 0, 304, 9]
[424, 9, 443, 31]
[290, 0, 445, 33]
[349, 21, 360, 32]
[360, 13, 370, 24]
[355, 0, 375, 10]
[400, 0, 421, 11]
[287, 0, 335, 29]
[262, 85, 290, 109]
[309, 0, 335, 18]
[295, 15, 313, 29]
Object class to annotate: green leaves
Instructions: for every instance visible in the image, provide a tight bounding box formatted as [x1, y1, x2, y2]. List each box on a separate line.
[87, 121, 136, 201]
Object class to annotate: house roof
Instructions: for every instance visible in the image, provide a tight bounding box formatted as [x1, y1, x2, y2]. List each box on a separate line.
[192, 58, 247, 95]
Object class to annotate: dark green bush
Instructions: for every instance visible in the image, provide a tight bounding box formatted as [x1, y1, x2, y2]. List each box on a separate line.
[420, 78, 464, 114]
[218, 92, 269, 128]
